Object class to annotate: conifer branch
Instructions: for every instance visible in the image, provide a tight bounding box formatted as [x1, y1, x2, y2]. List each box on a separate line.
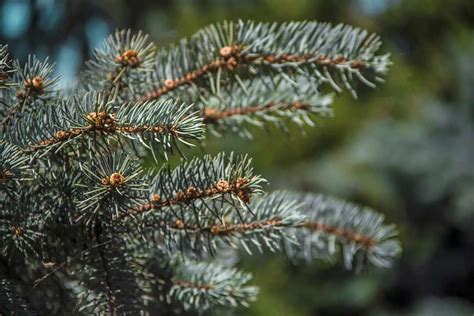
[168, 259, 258, 312]
[300, 221, 375, 248]
[84, 30, 156, 101]
[286, 194, 401, 269]
[148, 192, 302, 255]
[13, 93, 204, 156]
[0, 56, 59, 130]
[199, 76, 333, 137]
[144, 20, 390, 101]
[0, 277, 33, 314]
[0, 45, 13, 89]
[152, 192, 399, 269]
[75, 153, 148, 225]
[78, 225, 144, 314]
[203, 100, 308, 122]
[128, 177, 254, 217]
[95, 225, 119, 314]
[124, 153, 265, 223]
[143, 59, 226, 100]
[0, 140, 29, 187]
[0, 19, 399, 313]
[0, 195, 43, 260]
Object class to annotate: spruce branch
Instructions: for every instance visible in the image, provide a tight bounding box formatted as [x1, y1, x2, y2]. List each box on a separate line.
[84, 29, 156, 101]
[125, 153, 265, 222]
[0, 45, 14, 89]
[11, 56, 59, 100]
[0, 18, 399, 314]
[0, 277, 33, 314]
[0, 140, 29, 188]
[75, 153, 148, 225]
[154, 192, 304, 255]
[0, 197, 43, 260]
[168, 259, 258, 312]
[286, 193, 401, 269]
[77, 226, 144, 314]
[200, 76, 333, 137]
[12, 92, 204, 156]
[144, 20, 390, 101]
[151, 191, 400, 269]
[0, 55, 59, 130]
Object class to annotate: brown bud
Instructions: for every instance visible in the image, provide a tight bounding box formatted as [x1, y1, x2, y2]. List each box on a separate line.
[215, 179, 230, 192]
[86, 112, 99, 126]
[11, 226, 22, 237]
[210, 225, 221, 235]
[186, 186, 199, 198]
[174, 219, 185, 229]
[334, 56, 345, 64]
[350, 60, 365, 69]
[226, 57, 238, 70]
[19, 76, 45, 97]
[55, 130, 67, 139]
[235, 177, 249, 190]
[31, 76, 44, 89]
[292, 101, 308, 110]
[176, 191, 186, 201]
[109, 172, 125, 187]
[150, 194, 161, 203]
[164, 79, 175, 89]
[203, 107, 220, 123]
[265, 55, 276, 63]
[16, 90, 26, 99]
[352, 233, 364, 243]
[115, 49, 141, 67]
[86, 111, 115, 128]
[219, 46, 233, 58]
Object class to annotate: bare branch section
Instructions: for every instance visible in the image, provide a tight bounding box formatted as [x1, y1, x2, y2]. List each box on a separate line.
[203, 100, 310, 124]
[143, 59, 226, 100]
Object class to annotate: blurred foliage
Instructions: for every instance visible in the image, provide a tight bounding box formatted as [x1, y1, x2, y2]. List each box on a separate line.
[1, 0, 473, 314]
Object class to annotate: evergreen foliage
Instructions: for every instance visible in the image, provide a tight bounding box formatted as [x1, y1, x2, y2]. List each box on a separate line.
[0, 21, 400, 314]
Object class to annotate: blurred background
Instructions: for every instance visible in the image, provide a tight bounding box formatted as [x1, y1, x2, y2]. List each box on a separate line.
[1, 0, 473, 315]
